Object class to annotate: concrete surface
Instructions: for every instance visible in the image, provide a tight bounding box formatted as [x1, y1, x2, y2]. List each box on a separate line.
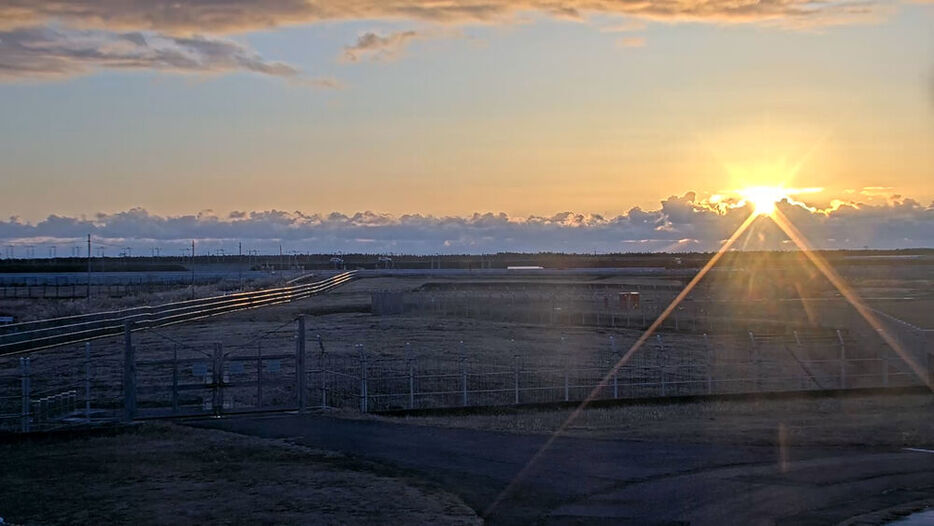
[193, 414, 934, 525]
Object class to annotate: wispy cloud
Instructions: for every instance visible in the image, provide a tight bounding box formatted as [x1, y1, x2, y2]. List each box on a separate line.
[0, 0, 888, 34]
[617, 36, 646, 48]
[0, 25, 334, 83]
[1, 193, 931, 254]
[599, 19, 649, 33]
[0, 0, 892, 82]
[341, 30, 420, 63]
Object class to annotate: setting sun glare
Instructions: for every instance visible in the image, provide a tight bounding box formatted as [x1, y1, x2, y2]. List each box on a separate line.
[737, 186, 823, 217]
[738, 186, 788, 216]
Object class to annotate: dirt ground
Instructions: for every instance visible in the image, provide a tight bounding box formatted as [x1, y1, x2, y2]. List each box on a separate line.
[0, 422, 480, 526]
[385, 391, 934, 448]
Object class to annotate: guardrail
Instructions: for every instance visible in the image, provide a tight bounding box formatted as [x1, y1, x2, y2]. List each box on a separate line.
[0, 271, 359, 356]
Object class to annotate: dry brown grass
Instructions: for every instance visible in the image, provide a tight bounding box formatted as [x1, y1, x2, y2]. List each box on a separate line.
[385, 392, 934, 448]
[0, 276, 289, 323]
[0, 422, 480, 525]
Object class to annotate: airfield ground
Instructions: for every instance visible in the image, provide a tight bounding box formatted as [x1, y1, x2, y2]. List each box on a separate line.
[382, 391, 934, 448]
[1, 265, 932, 524]
[0, 423, 480, 525]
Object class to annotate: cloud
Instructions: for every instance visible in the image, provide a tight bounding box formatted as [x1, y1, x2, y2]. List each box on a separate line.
[1, 193, 931, 255]
[0, 0, 891, 82]
[617, 36, 646, 48]
[342, 30, 420, 63]
[599, 19, 649, 33]
[0, 0, 887, 35]
[0, 25, 327, 82]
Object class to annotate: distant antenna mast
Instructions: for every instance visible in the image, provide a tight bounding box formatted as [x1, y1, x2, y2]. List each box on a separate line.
[86, 234, 91, 300]
[190, 240, 195, 299]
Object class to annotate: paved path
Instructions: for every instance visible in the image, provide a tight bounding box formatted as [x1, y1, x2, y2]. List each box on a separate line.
[193, 415, 934, 524]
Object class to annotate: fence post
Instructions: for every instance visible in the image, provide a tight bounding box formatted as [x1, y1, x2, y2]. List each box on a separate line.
[514, 354, 520, 405]
[171, 345, 179, 414]
[256, 342, 264, 408]
[836, 329, 846, 389]
[460, 341, 468, 407]
[748, 330, 759, 391]
[408, 358, 416, 410]
[123, 321, 137, 422]
[296, 315, 306, 413]
[882, 354, 889, 387]
[564, 356, 571, 402]
[704, 333, 713, 394]
[320, 345, 330, 410]
[359, 346, 368, 413]
[20, 357, 31, 433]
[657, 334, 666, 397]
[564, 358, 570, 402]
[793, 330, 806, 389]
[748, 331, 757, 361]
[213, 343, 223, 416]
[610, 335, 619, 399]
[85, 342, 92, 423]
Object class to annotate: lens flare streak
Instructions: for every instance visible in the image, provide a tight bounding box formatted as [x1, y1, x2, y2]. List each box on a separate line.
[770, 208, 932, 389]
[483, 211, 761, 518]
[485, 204, 930, 519]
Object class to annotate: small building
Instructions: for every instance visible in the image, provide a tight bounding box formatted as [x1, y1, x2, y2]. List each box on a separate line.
[619, 292, 640, 310]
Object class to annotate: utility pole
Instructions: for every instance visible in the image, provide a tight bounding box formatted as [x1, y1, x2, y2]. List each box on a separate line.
[86, 234, 91, 300]
[238, 241, 243, 291]
[190, 240, 195, 299]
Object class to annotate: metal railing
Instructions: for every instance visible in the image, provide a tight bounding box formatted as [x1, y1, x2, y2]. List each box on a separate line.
[1, 319, 925, 434]
[307, 336, 922, 413]
[0, 271, 359, 356]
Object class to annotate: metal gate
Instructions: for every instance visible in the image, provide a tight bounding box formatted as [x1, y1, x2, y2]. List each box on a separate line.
[133, 318, 307, 418]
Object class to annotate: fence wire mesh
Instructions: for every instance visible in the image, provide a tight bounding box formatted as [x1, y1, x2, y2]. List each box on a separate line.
[0, 312, 927, 434]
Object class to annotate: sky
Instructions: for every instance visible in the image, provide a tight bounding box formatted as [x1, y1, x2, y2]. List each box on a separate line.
[0, 0, 932, 254]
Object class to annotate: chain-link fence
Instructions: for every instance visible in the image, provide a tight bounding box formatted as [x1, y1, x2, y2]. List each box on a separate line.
[1, 313, 927, 434]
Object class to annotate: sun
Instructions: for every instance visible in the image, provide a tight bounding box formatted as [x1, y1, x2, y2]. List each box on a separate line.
[738, 186, 788, 216]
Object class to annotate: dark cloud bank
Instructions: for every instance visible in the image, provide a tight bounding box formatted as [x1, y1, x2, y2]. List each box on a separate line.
[2, 193, 931, 256]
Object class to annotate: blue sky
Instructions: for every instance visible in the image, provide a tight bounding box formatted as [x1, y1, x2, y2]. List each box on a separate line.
[0, 0, 931, 252]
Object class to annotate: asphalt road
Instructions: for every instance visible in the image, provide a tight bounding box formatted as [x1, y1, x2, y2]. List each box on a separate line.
[193, 415, 934, 525]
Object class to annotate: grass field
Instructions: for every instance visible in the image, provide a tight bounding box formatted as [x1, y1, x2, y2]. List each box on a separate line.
[1, 268, 931, 525]
[386, 392, 934, 448]
[0, 423, 479, 525]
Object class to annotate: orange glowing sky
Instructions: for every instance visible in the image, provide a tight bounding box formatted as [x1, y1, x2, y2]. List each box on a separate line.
[0, 1, 931, 223]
